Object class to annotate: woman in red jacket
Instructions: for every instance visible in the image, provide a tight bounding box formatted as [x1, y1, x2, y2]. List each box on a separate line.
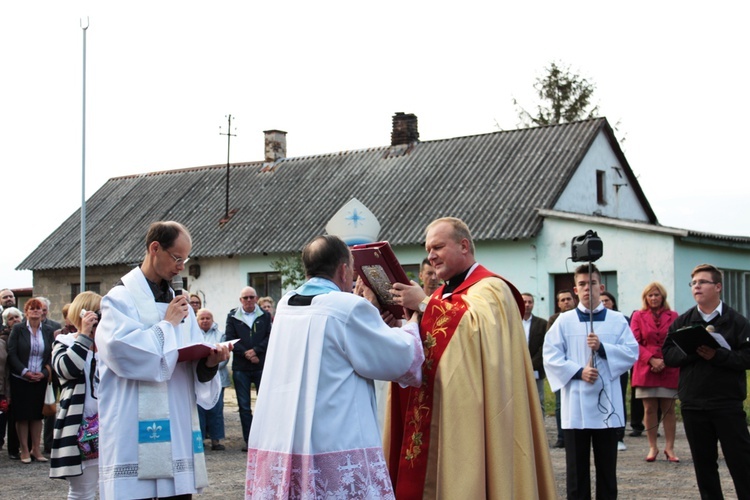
[630, 282, 680, 463]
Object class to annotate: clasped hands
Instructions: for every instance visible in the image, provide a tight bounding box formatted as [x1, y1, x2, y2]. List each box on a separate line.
[244, 348, 260, 364]
[24, 370, 46, 382]
[649, 357, 666, 373]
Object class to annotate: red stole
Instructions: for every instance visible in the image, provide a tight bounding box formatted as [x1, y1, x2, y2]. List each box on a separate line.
[387, 265, 523, 498]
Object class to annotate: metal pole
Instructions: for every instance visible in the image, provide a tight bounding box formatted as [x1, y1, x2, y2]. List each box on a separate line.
[220, 115, 236, 219]
[226, 114, 232, 218]
[80, 18, 89, 290]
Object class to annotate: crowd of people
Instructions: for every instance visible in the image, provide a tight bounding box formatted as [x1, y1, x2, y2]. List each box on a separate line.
[1, 218, 749, 499]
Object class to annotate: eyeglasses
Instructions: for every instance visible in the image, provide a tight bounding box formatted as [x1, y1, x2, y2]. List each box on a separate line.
[163, 247, 190, 265]
[689, 280, 716, 288]
[189, 301, 201, 305]
[240, 295, 256, 301]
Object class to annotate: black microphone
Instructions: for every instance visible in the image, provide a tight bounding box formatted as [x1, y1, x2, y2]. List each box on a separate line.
[172, 275, 185, 323]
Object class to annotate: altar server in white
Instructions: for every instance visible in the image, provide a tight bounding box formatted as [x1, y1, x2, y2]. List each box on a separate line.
[245, 235, 424, 499]
[543, 263, 638, 500]
[97, 221, 229, 500]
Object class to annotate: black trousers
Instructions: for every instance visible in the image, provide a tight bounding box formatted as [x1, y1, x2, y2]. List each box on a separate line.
[7, 406, 19, 455]
[564, 428, 618, 500]
[682, 407, 750, 500]
[615, 373, 627, 441]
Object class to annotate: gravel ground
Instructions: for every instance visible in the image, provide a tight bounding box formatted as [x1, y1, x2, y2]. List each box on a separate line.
[1, 392, 739, 499]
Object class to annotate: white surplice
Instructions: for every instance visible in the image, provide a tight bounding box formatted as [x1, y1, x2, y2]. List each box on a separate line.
[97, 267, 220, 500]
[245, 285, 423, 499]
[543, 305, 638, 430]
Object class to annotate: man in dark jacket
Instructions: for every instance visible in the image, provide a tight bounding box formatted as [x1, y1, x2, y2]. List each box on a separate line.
[225, 286, 272, 449]
[663, 263, 750, 499]
[522, 293, 548, 414]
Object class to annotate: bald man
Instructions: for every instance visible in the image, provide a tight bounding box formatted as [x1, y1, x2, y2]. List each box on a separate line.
[225, 286, 272, 449]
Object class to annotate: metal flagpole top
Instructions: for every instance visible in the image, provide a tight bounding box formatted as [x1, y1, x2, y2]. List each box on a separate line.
[80, 17, 89, 30]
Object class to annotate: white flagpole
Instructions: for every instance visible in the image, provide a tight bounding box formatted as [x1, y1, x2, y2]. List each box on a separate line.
[80, 17, 89, 290]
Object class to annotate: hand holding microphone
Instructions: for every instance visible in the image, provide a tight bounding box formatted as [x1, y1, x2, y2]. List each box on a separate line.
[167, 275, 188, 325]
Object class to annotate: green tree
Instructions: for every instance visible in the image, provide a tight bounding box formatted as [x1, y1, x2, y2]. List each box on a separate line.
[514, 61, 599, 127]
[271, 254, 306, 289]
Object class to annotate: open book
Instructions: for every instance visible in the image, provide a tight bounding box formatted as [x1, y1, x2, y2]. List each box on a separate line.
[177, 338, 239, 362]
[668, 325, 726, 356]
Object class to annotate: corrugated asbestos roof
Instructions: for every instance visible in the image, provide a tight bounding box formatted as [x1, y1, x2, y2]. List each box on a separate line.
[19, 118, 655, 271]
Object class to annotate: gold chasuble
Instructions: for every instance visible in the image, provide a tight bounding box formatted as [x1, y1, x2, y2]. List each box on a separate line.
[385, 265, 556, 499]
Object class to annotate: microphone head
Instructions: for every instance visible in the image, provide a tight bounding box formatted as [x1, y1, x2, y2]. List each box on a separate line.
[706, 325, 715, 333]
[171, 275, 183, 296]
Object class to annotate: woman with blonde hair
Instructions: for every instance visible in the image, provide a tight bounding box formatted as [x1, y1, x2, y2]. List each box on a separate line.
[258, 296, 275, 319]
[630, 282, 680, 463]
[49, 291, 102, 499]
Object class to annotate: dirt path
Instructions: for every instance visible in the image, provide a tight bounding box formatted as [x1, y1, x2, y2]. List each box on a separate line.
[1, 394, 738, 499]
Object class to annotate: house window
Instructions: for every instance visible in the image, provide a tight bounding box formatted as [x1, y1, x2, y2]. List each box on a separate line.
[596, 170, 606, 205]
[71, 282, 101, 300]
[248, 272, 282, 303]
[721, 269, 750, 318]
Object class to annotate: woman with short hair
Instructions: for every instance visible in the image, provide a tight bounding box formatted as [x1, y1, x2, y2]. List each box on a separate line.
[7, 298, 54, 463]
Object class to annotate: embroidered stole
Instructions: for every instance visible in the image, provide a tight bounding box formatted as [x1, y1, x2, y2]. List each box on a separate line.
[390, 265, 523, 498]
[121, 268, 208, 489]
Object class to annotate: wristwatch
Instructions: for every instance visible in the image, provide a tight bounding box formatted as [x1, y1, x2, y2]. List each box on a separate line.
[418, 298, 429, 314]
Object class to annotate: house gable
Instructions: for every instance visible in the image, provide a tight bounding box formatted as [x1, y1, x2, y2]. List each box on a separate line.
[553, 129, 652, 223]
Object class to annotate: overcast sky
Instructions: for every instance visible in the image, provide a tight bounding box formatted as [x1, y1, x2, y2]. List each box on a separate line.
[2, 1, 748, 289]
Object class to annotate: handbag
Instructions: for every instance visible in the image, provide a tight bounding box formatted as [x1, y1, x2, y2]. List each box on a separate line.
[42, 382, 57, 417]
[77, 414, 99, 460]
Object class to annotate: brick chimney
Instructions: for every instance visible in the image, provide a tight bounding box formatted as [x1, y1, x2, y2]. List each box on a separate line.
[264, 129, 287, 162]
[390, 112, 419, 146]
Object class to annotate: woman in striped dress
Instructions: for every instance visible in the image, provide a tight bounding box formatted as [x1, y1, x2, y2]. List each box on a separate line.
[49, 291, 101, 500]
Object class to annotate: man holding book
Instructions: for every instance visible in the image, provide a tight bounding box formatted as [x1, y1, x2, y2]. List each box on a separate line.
[96, 221, 229, 499]
[663, 263, 750, 499]
[386, 217, 555, 499]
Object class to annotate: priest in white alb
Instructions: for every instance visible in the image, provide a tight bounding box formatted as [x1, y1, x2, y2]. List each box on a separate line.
[244, 234, 424, 499]
[97, 221, 229, 500]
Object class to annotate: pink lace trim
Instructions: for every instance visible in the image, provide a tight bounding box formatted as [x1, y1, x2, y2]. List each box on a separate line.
[245, 447, 394, 499]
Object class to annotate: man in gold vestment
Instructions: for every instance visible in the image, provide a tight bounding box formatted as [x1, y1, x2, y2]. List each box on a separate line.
[387, 217, 556, 499]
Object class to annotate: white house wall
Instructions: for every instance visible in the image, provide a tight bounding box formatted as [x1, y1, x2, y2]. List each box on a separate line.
[535, 219, 677, 317]
[395, 240, 548, 317]
[184, 256, 242, 326]
[184, 224, 750, 329]
[554, 131, 650, 222]
[395, 220, 678, 319]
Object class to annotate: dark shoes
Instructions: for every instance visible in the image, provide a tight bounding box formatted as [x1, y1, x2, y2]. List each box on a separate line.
[629, 429, 642, 437]
[211, 443, 225, 451]
[553, 440, 565, 449]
